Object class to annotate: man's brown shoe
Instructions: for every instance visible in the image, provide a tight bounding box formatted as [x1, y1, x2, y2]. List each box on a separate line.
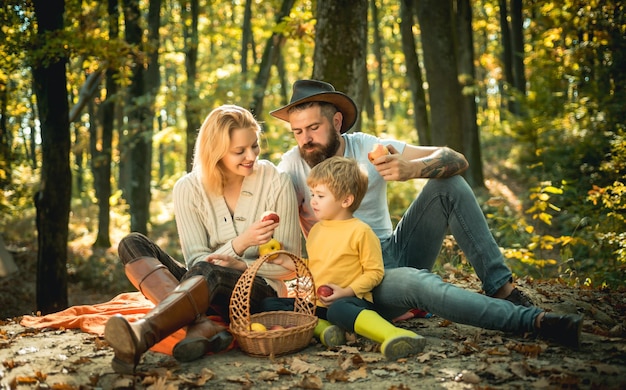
[537, 313, 583, 349]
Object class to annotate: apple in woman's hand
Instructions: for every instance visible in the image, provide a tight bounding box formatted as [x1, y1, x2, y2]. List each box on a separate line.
[368, 143, 389, 162]
[317, 285, 333, 297]
[259, 238, 282, 256]
[261, 211, 280, 223]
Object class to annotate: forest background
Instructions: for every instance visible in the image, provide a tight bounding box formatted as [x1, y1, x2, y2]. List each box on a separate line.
[0, 0, 624, 317]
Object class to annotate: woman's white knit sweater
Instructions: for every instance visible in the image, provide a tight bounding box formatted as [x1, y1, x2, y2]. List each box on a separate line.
[173, 160, 302, 296]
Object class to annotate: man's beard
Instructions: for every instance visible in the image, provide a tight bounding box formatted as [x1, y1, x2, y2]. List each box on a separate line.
[300, 132, 341, 168]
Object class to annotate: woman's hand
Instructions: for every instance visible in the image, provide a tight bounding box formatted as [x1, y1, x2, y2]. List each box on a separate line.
[207, 253, 247, 272]
[232, 219, 279, 255]
[317, 283, 354, 306]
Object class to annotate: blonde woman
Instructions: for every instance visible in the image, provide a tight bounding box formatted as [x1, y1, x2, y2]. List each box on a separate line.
[105, 105, 301, 373]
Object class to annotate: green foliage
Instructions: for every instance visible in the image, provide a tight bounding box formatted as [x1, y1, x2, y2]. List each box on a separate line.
[474, 0, 626, 288]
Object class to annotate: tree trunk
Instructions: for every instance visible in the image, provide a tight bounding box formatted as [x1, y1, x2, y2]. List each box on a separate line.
[313, 0, 368, 133]
[90, 0, 118, 248]
[123, 0, 161, 234]
[415, 0, 464, 152]
[399, 0, 430, 145]
[241, 0, 252, 75]
[32, 0, 71, 314]
[0, 81, 11, 188]
[498, 0, 516, 114]
[510, 0, 526, 97]
[183, 0, 200, 173]
[455, 0, 484, 189]
[369, 0, 385, 120]
[249, 0, 295, 120]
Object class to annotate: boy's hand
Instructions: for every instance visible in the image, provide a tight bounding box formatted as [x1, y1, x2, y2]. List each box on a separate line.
[317, 283, 354, 306]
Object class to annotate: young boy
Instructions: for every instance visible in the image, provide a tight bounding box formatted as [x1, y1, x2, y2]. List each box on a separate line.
[264, 156, 426, 360]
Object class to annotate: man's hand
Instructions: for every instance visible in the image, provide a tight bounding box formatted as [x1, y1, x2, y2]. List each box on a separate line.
[370, 145, 418, 182]
[371, 145, 468, 180]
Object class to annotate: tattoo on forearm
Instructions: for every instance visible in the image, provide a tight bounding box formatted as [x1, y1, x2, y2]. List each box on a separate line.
[421, 148, 467, 178]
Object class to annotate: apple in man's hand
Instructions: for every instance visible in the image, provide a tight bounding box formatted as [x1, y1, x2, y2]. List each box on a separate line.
[261, 211, 280, 223]
[317, 285, 333, 298]
[367, 143, 389, 163]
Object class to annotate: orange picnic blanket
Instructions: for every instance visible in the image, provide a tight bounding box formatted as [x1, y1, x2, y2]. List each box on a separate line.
[19, 292, 232, 355]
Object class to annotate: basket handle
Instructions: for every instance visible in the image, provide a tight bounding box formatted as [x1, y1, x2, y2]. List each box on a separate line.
[229, 251, 317, 330]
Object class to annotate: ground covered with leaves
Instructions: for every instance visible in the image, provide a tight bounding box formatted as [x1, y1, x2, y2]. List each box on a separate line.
[1, 247, 625, 390]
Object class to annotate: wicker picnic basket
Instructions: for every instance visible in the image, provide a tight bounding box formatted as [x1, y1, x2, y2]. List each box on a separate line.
[229, 250, 318, 357]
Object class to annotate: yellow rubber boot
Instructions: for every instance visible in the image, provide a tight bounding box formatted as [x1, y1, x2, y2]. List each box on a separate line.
[314, 319, 346, 347]
[354, 309, 426, 360]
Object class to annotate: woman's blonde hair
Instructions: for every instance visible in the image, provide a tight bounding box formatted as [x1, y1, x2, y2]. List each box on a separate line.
[307, 156, 368, 212]
[192, 105, 261, 196]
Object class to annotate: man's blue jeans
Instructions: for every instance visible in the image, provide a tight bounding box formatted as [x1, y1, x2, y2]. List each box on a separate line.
[375, 176, 541, 332]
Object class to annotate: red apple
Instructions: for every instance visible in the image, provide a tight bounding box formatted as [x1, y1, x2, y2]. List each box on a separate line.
[268, 324, 285, 331]
[317, 285, 333, 298]
[367, 143, 389, 162]
[261, 211, 280, 223]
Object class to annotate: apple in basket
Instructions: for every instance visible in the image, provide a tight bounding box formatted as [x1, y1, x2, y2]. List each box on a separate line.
[367, 143, 389, 162]
[250, 322, 267, 332]
[268, 324, 285, 331]
[317, 285, 334, 298]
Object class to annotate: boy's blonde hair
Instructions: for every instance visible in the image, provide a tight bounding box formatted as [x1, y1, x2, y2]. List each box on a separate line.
[192, 105, 261, 196]
[307, 156, 368, 212]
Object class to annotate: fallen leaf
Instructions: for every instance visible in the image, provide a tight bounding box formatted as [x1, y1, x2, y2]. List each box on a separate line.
[290, 357, 325, 374]
[257, 370, 278, 381]
[347, 366, 368, 382]
[326, 369, 349, 382]
[295, 374, 323, 389]
[509, 361, 530, 378]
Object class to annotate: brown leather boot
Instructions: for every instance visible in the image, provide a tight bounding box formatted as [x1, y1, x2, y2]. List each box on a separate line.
[124, 257, 232, 362]
[125, 257, 178, 304]
[105, 275, 213, 373]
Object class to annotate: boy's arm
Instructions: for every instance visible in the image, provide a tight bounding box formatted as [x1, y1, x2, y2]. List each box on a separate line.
[348, 227, 385, 298]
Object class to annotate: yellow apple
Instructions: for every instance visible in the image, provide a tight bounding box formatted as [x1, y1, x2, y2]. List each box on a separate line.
[250, 322, 267, 332]
[368, 143, 389, 162]
[259, 238, 282, 257]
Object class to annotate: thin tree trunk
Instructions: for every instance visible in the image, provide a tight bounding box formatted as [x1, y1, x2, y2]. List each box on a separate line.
[456, 0, 484, 188]
[370, 0, 385, 120]
[123, 0, 161, 234]
[498, 0, 516, 114]
[510, 0, 526, 101]
[399, 0, 430, 145]
[241, 0, 252, 75]
[91, 0, 118, 248]
[32, 0, 71, 314]
[0, 81, 11, 188]
[183, 0, 200, 172]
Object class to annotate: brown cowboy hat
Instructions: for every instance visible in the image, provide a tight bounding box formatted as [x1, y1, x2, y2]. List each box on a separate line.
[269, 80, 358, 133]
